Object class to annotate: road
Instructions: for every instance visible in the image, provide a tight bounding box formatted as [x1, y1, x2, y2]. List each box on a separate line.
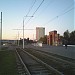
[24, 44, 75, 59]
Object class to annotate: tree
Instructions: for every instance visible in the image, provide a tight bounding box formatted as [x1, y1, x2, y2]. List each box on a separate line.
[70, 31, 75, 44]
[63, 30, 70, 42]
[60, 36, 64, 41]
[39, 37, 43, 42]
[43, 35, 47, 44]
[60, 35, 64, 44]
[63, 30, 75, 45]
[19, 38, 23, 45]
[39, 35, 47, 44]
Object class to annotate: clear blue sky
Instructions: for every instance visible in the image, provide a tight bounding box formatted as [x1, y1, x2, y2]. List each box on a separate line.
[0, 0, 74, 40]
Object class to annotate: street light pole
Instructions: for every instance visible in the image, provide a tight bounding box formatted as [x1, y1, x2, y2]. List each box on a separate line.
[22, 16, 33, 49]
[0, 12, 2, 49]
[23, 19, 24, 49]
[1, 12, 2, 40]
[18, 31, 19, 46]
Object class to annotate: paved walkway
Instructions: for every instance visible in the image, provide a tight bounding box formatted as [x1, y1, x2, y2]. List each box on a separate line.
[25, 44, 75, 59]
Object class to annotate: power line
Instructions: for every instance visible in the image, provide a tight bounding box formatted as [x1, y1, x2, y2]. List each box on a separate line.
[13, 29, 35, 30]
[26, 0, 36, 16]
[14, 0, 36, 47]
[34, 0, 55, 18]
[25, 0, 44, 25]
[43, 1, 75, 26]
[27, 0, 55, 25]
[26, 0, 74, 27]
[22, 0, 36, 49]
[58, 7, 74, 17]
[43, 7, 74, 26]
[24, 0, 36, 21]
[61, 2, 74, 13]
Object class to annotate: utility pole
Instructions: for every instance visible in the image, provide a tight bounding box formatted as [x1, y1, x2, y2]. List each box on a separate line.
[13, 28, 35, 48]
[13, 16, 33, 49]
[23, 16, 33, 49]
[23, 19, 24, 49]
[0, 12, 2, 49]
[1, 12, 2, 40]
[18, 31, 19, 46]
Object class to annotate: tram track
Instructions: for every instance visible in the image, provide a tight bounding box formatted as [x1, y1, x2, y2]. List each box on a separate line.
[16, 48, 63, 75]
[24, 47, 75, 75]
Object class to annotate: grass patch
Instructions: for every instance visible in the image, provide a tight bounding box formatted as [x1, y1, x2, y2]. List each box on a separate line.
[0, 50, 18, 75]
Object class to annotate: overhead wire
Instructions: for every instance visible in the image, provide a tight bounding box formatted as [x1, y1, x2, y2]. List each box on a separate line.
[58, 7, 74, 17]
[25, 0, 44, 25]
[24, 0, 36, 21]
[26, 0, 74, 27]
[43, 4, 74, 26]
[33, 0, 55, 18]
[14, 0, 36, 35]
[27, 0, 55, 25]
[61, 2, 74, 13]
[26, 0, 36, 16]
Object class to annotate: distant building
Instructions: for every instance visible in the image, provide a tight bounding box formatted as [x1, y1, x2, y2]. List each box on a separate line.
[36, 27, 45, 41]
[2, 40, 16, 45]
[47, 30, 60, 46]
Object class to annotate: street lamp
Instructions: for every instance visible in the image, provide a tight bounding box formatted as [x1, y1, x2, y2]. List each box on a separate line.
[23, 16, 33, 49]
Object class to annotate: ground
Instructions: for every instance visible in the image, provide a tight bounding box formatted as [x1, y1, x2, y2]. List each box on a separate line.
[0, 46, 18, 75]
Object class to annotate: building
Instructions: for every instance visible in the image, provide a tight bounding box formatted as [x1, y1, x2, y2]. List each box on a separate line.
[47, 30, 60, 46]
[36, 27, 45, 41]
[1, 40, 16, 45]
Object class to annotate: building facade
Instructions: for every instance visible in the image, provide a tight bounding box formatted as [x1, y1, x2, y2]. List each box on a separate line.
[36, 27, 45, 41]
[47, 30, 60, 46]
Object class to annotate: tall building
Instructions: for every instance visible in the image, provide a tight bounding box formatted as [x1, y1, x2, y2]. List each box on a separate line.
[36, 27, 45, 41]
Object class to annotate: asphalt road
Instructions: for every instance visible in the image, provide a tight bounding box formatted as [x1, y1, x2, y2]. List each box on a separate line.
[24, 44, 75, 59]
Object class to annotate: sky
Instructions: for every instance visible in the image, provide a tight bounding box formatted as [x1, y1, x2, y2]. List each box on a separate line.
[0, 0, 75, 40]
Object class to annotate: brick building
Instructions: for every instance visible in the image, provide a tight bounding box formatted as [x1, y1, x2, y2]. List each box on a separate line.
[47, 30, 60, 46]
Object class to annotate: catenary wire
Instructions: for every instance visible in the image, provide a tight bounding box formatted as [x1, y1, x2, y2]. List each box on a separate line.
[43, 7, 74, 26]
[24, 0, 36, 21]
[25, 0, 44, 25]
[27, 0, 55, 25]
[27, 1, 74, 27]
